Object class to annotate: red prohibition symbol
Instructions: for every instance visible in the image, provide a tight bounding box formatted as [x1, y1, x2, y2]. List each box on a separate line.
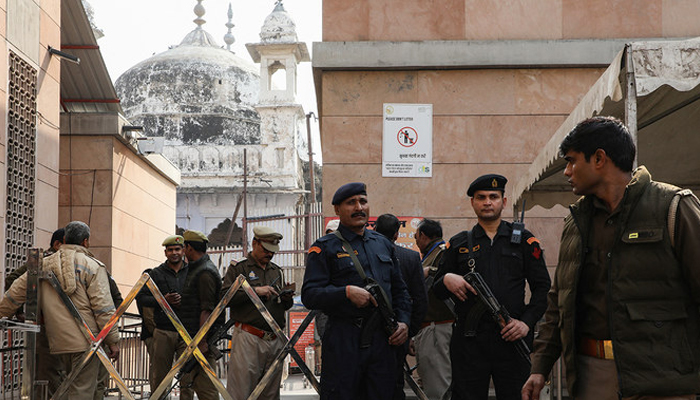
[397, 127, 418, 147]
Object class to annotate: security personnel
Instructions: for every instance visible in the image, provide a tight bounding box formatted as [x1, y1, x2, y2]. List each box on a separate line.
[433, 174, 551, 400]
[223, 226, 293, 400]
[179, 230, 223, 400]
[302, 182, 412, 400]
[137, 235, 194, 400]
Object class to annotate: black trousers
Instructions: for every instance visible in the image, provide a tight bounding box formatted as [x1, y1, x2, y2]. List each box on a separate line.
[321, 318, 398, 400]
[450, 322, 530, 400]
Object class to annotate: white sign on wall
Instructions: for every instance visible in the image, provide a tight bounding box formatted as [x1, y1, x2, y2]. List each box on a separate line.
[382, 103, 433, 177]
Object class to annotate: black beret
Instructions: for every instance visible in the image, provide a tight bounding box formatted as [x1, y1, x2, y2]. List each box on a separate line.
[332, 182, 367, 205]
[467, 174, 507, 197]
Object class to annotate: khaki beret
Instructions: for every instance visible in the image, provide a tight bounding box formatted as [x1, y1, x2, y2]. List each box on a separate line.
[254, 226, 283, 253]
[183, 230, 208, 243]
[162, 235, 185, 247]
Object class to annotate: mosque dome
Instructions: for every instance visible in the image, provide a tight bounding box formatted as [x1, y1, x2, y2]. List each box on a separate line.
[259, 1, 298, 43]
[115, 2, 261, 145]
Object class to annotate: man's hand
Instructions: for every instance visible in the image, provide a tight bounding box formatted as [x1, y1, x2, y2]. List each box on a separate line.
[443, 273, 477, 301]
[164, 292, 181, 307]
[255, 285, 279, 299]
[521, 374, 546, 400]
[346, 285, 378, 308]
[198, 340, 209, 355]
[501, 319, 529, 342]
[107, 344, 120, 361]
[388, 322, 408, 346]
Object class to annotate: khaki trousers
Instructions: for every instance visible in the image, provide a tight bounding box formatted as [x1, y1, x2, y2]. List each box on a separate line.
[60, 352, 101, 400]
[414, 322, 452, 400]
[227, 325, 285, 400]
[151, 328, 219, 400]
[575, 355, 695, 400]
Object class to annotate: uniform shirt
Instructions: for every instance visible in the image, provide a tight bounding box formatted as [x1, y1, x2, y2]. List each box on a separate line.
[222, 255, 292, 331]
[136, 262, 189, 331]
[433, 221, 551, 330]
[577, 194, 700, 340]
[421, 239, 455, 323]
[302, 224, 411, 325]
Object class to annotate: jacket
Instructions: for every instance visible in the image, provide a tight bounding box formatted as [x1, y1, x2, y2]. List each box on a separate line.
[0, 245, 119, 354]
[531, 166, 700, 396]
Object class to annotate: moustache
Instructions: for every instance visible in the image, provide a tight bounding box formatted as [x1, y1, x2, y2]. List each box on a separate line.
[351, 212, 367, 218]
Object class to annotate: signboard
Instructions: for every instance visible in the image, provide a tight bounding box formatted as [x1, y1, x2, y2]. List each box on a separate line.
[323, 217, 423, 252]
[382, 103, 433, 177]
[288, 311, 315, 367]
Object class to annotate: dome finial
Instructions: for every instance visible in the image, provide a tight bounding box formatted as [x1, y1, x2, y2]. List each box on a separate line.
[193, 0, 206, 29]
[224, 3, 236, 51]
[274, 0, 285, 12]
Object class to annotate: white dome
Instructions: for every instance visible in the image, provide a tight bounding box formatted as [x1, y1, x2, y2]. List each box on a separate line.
[260, 2, 298, 43]
[115, 28, 261, 145]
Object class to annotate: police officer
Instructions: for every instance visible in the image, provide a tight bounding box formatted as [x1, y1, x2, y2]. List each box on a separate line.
[433, 174, 551, 400]
[223, 226, 293, 400]
[302, 182, 412, 400]
[179, 230, 223, 400]
[137, 234, 194, 400]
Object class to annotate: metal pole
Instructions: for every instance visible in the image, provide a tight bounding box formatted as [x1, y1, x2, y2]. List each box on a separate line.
[242, 148, 248, 255]
[305, 112, 317, 202]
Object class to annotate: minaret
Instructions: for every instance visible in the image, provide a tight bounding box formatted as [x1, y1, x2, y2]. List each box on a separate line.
[223, 3, 235, 51]
[246, 1, 310, 189]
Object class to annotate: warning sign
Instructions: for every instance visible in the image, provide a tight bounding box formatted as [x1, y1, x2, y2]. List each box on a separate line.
[382, 104, 433, 177]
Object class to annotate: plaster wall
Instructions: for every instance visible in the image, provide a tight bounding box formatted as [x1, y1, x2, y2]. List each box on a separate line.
[323, 0, 700, 41]
[59, 115, 178, 297]
[317, 1, 700, 270]
[1, 0, 61, 288]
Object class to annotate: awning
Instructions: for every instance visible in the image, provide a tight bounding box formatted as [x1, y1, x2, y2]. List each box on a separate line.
[513, 37, 700, 211]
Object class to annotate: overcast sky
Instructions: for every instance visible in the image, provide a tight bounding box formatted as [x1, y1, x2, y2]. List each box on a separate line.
[88, 0, 323, 159]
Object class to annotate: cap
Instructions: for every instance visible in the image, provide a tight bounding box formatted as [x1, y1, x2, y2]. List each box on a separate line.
[325, 219, 340, 232]
[332, 182, 367, 205]
[253, 226, 283, 253]
[162, 235, 185, 247]
[183, 230, 208, 243]
[467, 174, 507, 197]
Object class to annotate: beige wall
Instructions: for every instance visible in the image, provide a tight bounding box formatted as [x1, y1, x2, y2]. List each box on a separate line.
[59, 116, 178, 297]
[0, 0, 61, 289]
[323, 0, 700, 41]
[317, 0, 700, 270]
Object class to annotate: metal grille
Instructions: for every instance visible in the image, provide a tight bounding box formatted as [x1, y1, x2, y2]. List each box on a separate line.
[2, 51, 37, 397]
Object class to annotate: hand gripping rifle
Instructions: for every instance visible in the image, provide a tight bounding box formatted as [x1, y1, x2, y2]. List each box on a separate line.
[463, 270, 532, 366]
[463, 230, 532, 366]
[161, 317, 236, 399]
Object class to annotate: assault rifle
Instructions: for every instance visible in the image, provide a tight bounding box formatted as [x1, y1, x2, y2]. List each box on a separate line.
[359, 278, 399, 348]
[463, 271, 532, 366]
[160, 317, 236, 399]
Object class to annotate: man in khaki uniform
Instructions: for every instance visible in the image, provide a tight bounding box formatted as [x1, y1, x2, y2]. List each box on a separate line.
[0, 221, 119, 400]
[223, 226, 294, 400]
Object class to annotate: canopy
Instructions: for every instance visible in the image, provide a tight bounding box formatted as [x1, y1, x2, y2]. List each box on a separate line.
[513, 37, 700, 211]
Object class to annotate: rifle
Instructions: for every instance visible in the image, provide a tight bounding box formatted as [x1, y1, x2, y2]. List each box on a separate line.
[160, 317, 236, 399]
[463, 270, 532, 366]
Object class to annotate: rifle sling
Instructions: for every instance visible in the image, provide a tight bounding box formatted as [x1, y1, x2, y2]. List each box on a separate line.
[333, 230, 394, 313]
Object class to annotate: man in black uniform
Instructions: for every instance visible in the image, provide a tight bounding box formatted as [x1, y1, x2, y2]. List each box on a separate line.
[433, 174, 551, 400]
[137, 234, 194, 400]
[375, 213, 427, 400]
[302, 182, 412, 400]
[223, 226, 293, 399]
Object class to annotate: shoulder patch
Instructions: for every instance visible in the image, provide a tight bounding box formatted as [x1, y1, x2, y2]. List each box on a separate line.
[309, 246, 322, 254]
[526, 237, 540, 245]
